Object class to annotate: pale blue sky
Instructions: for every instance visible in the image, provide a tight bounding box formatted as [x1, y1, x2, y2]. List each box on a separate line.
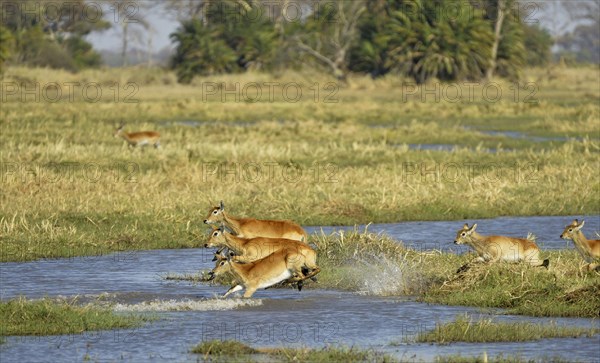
[86, 0, 580, 54]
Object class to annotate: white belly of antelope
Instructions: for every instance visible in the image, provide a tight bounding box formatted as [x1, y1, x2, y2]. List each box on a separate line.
[257, 270, 293, 290]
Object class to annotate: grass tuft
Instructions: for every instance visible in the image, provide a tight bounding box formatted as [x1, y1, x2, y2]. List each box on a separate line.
[421, 250, 600, 317]
[415, 314, 598, 344]
[190, 340, 397, 362]
[434, 353, 576, 363]
[0, 297, 148, 336]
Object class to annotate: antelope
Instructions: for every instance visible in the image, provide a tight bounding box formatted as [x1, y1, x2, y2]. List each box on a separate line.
[203, 201, 308, 242]
[114, 124, 160, 149]
[560, 219, 600, 271]
[206, 250, 318, 298]
[454, 223, 549, 271]
[208, 251, 306, 291]
[205, 227, 320, 278]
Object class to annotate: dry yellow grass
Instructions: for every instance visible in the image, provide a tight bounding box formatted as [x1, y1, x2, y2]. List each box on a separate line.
[0, 66, 598, 262]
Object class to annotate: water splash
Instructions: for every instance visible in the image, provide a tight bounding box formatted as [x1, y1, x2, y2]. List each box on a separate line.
[351, 255, 423, 296]
[112, 298, 262, 312]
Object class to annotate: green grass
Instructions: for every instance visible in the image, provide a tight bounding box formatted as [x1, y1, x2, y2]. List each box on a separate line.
[169, 229, 599, 318]
[0, 297, 148, 336]
[307, 231, 599, 318]
[1, 66, 599, 262]
[191, 339, 259, 356]
[190, 340, 397, 362]
[420, 250, 600, 318]
[415, 314, 598, 344]
[434, 354, 575, 363]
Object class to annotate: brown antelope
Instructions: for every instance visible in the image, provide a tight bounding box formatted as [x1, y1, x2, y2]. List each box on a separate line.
[454, 223, 549, 271]
[560, 219, 600, 271]
[206, 250, 319, 298]
[208, 251, 307, 291]
[114, 124, 160, 149]
[203, 201, 308, 242]
[205, 227, 320, 278]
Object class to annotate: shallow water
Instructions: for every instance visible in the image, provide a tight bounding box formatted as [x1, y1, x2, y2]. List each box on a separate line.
[306, 214, 600, 253]
[478, 130, 587, 143]
[1, 215, 599, 362]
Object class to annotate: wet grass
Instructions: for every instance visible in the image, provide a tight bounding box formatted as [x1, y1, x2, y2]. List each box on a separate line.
[420, 249, 600, 318]
[169, 229, 600, 317]
[0, 297, 148, 336]
[191, 339, 259, 356]
[434, 354, 574, 363]
[190, 340, 397, 362]
[1, 66, 599, 262]
[318, 232, 600, 318]
[189, 340, 580, 362]
[414, 314, 598, 344]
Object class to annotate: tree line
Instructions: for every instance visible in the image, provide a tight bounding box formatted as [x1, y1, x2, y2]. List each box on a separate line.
[0, 0, 597, 83]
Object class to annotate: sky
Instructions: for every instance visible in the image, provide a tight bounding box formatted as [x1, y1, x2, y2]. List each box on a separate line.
[86, 0, 582, 54]
[86, 2, 178, 52]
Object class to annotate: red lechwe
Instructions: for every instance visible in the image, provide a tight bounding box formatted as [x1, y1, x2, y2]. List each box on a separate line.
[203, 201, 308, 242]
[454, 223, 549, 271]
[560, 219, 600, 271]
[114, 124, 160, 149]
[205, 227, 320, 280]
[206, 250, 319, 298]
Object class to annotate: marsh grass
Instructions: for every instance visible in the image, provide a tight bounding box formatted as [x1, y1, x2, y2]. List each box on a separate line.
[420, 250, 600, 317]
[179, 229, 600, 317]
[316, 233, 600, 317]
[434, 354, 574, 363]
[1, 66, 598, 265]
[0, 297, 148, 336]
[190, 340, 397, 362]
[191, 339, 259, 356]
[414, 314, 598, 344]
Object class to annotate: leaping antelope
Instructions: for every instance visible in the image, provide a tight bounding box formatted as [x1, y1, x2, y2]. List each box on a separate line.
[205, 227, 320, 279]
[560, 219, 600, 271]
[206, 249, 319, 298]
[203, 201, 308, 242]
[114, 124, 160, 149]
[454, 223, 549, 272]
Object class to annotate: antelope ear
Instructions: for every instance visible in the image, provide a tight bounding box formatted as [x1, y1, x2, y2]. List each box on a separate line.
[219, 222, 225, 231]
[572, 219, 579, 226]
[575, 220, 585, 230]
[462, 223, 469, 230]
[469, 223, 478, 233]
[219, 201, 224, 210]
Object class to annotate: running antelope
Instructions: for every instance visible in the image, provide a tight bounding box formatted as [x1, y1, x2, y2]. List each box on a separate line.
[454, 223, 549, 271]
[560, 219, 600, 271]
[206, 250, 318, 298]
[209, 251, 306, 291]
[205, 227, 320, 277]
[203, 201, 308, 242]
[114, 124, 160, 149]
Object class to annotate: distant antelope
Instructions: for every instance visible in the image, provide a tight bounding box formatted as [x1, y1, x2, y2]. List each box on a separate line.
[560, 219, 600, 271]
[206, 250, 319, 298]
[203, 201, 308, 242]
[454, 223, 549, 271]
[114, 124, 160, 149]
